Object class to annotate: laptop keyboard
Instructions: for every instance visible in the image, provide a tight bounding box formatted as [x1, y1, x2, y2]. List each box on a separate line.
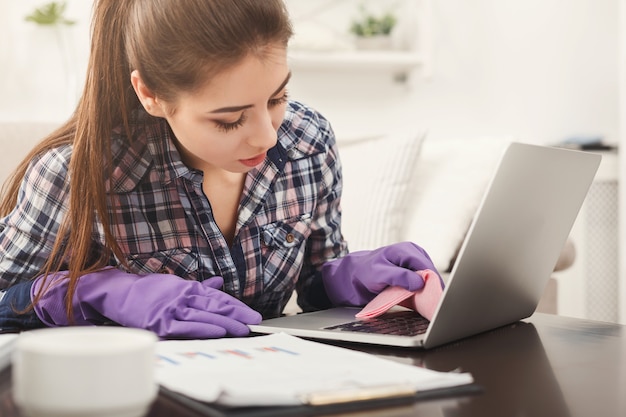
[323, 310, 430, 337]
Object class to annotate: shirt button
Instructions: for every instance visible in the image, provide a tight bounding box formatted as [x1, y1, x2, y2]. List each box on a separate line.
[158, 266, 169, 274]
[285, 233, 295, 244]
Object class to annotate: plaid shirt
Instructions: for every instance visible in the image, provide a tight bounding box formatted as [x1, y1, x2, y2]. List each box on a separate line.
[0, 101, 348, 318]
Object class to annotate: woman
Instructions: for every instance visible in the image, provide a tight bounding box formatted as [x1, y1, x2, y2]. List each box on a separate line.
[0, 0, 438, 338]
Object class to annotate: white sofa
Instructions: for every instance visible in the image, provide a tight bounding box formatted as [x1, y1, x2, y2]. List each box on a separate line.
[0, 123, 568, 314]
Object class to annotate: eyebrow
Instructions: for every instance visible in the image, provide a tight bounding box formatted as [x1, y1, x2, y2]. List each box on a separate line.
[208, 71, 292, 114]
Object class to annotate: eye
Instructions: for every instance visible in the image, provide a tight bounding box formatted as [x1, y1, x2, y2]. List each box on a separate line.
[215, 113, 248, 133]
[268, 92, 289, 108]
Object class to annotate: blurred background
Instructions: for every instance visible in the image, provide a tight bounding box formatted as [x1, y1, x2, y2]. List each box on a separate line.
[0, 0, 624, 323]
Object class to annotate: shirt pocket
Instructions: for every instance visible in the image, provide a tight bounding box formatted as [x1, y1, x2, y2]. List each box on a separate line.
[259, 213, 312, 290]
[124, 248, 199, 280]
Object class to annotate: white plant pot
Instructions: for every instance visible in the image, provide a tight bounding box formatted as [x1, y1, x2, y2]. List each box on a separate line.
[354, 35, 394, 51]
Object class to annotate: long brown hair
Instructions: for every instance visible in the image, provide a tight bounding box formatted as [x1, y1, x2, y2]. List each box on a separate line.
[0, 0, 292, 318]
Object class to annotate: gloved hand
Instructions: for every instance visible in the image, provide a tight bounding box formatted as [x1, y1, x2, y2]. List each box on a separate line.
[321, 241, 442, 307]
[32, 268, 262, 339]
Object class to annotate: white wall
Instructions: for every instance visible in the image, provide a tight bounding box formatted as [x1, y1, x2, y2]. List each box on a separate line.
[287, 0, 620, 146]
[0, 0, 92, 122]
[619, 0, 626, 324]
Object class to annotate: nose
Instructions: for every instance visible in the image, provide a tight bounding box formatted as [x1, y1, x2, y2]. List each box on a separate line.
[248, 112, 278, 149]
[248, 110, 279, 150]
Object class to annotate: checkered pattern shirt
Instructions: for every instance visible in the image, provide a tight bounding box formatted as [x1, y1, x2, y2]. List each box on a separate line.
[0, 101, 348, 318]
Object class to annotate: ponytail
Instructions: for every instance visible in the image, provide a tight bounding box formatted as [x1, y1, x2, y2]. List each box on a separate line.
[60, 0, 140, 316]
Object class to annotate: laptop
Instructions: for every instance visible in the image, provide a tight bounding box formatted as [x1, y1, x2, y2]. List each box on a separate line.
[249, 142, 601, 349]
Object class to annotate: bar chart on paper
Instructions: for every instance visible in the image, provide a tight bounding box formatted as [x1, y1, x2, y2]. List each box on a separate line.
[157, 343, 299, 366]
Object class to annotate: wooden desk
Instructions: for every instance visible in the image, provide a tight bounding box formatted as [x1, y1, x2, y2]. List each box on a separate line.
[1, 313, 624, 417]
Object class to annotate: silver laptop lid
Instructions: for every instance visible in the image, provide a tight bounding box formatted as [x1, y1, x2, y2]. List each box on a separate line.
[422, 142, 601, 348]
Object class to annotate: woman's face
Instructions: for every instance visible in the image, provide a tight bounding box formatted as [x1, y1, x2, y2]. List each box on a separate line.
[147, 45, 290, 175]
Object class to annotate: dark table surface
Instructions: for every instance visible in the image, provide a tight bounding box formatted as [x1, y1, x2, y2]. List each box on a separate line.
[1, 312, 624, 417]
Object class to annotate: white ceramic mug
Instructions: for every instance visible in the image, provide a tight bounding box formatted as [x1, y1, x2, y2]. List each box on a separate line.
[12, 326, 158, 417]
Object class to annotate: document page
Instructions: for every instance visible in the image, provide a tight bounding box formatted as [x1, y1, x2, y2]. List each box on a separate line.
[156, 333, 473, 407]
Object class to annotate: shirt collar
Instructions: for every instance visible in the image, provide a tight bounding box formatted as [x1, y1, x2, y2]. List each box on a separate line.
[276, 102, 328, 161]
[109, 111, 194, 193]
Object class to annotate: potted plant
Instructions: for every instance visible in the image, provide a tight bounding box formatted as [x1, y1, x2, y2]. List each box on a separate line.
[349, 6, 397, 50]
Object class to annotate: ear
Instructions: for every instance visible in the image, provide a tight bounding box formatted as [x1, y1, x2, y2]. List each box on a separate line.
[130, 70, 167, 117]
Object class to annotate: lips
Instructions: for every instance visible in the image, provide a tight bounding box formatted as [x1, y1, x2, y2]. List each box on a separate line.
[239, 152, 267, 167]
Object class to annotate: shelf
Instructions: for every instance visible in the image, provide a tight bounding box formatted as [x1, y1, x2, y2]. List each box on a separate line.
[284, 0, 432, 83]
[288, 50, 424, 77]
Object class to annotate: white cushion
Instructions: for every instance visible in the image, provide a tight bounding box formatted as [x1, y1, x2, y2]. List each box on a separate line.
[0, 122, 59, 186]
[337, 129, 426, 251]
[403, 136, 512, 270]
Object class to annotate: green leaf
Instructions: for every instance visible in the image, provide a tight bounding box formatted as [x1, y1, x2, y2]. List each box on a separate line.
[349, 8, 397, 37]
[25, 1, 76, 26]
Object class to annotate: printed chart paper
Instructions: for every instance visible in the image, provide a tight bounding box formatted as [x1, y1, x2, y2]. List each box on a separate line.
[156, 333, 473, 407]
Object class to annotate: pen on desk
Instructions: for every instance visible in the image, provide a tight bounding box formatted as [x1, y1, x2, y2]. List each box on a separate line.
[300, 383, 417, 406]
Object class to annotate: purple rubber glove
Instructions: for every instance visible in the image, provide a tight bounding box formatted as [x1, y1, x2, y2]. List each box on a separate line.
[31, 268, 262, 339]
[321, 241, 442, 307]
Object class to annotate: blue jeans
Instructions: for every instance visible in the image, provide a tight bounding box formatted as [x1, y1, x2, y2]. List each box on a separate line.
[0, 281, 44, 331]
